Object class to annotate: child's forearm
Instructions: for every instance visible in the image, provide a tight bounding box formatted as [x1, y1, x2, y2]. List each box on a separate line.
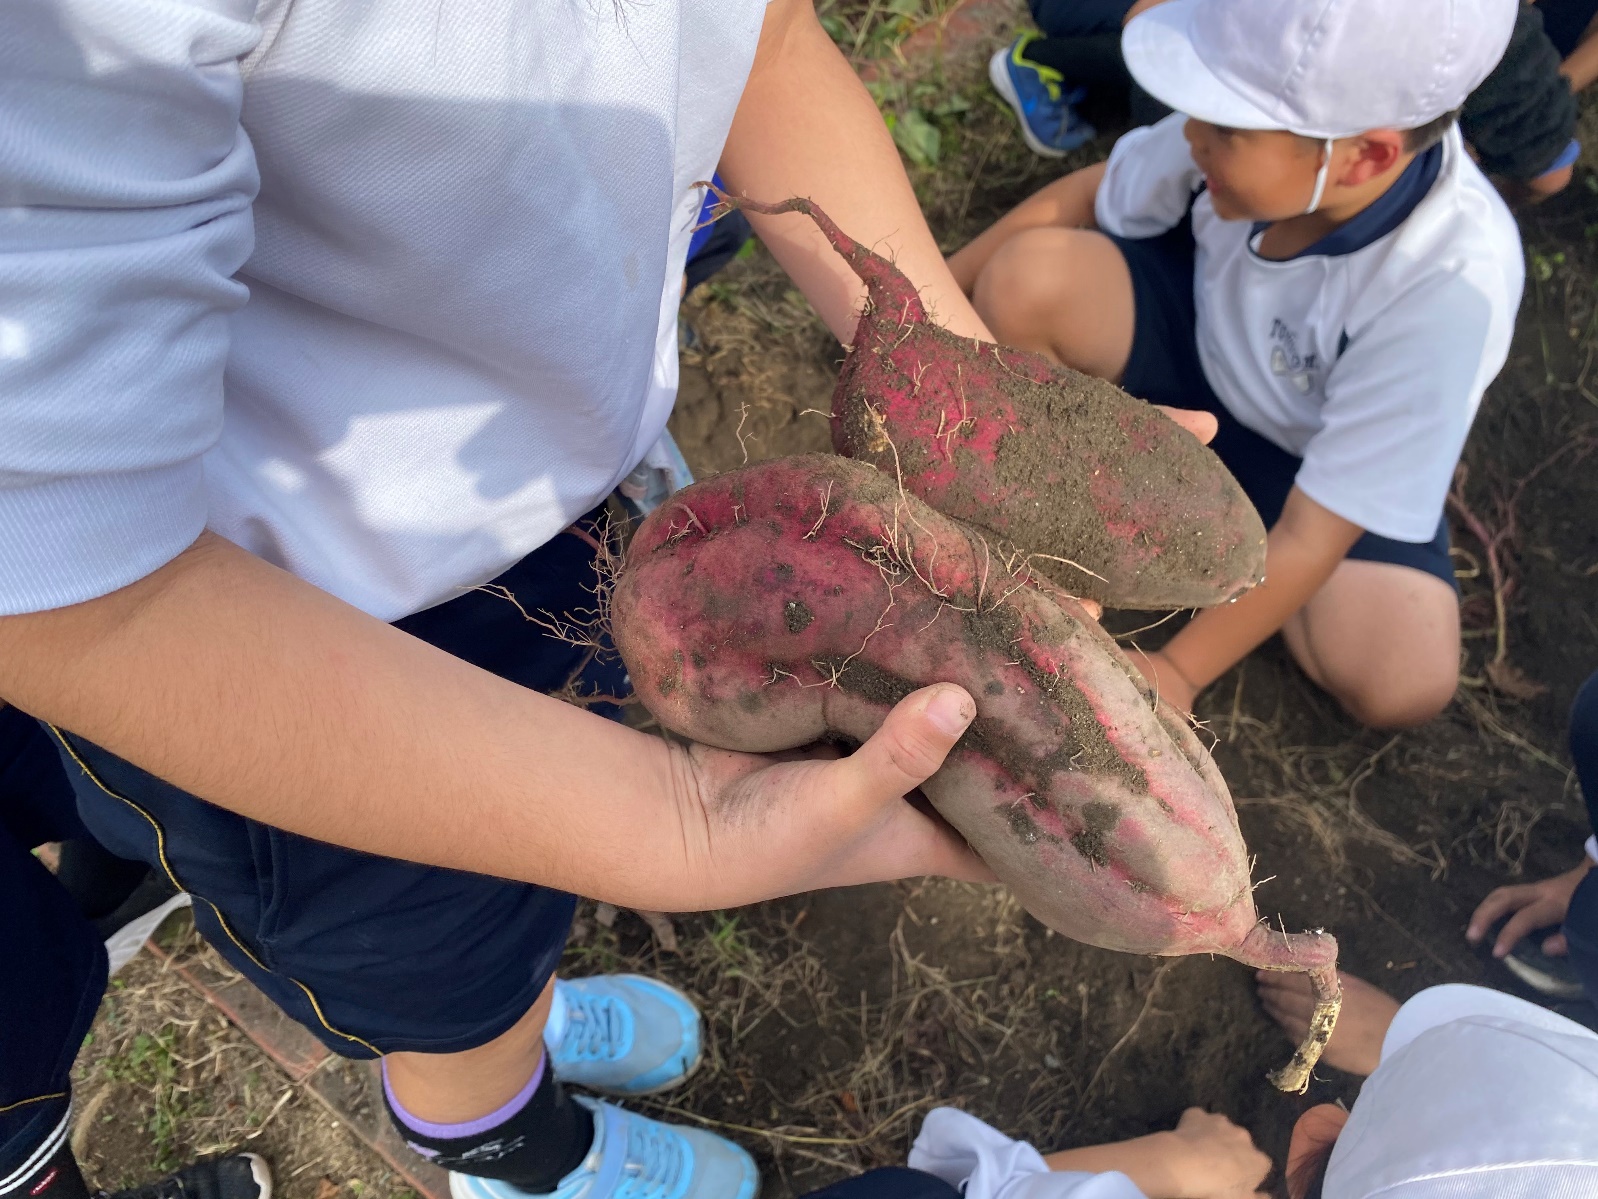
[946, 161, 1109, 293]
[1162, 488, 1361, 693]
[0, 533, 982, 911]
[1563, 36, 1598, 93]
[720, 0, 992, 342]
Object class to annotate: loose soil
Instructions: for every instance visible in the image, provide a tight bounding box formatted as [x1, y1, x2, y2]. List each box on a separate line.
[75, 28, 1598, 1199]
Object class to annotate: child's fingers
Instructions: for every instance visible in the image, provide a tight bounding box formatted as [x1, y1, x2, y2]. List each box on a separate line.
[1154, 404, 1219, 445]
[1466, 885, 1532, 942]
[1255, 972, 1314, 1031]
[1544, 931, 1569, 956]
[1494, 903, 1556, 958]
[833, 683, 974, 804]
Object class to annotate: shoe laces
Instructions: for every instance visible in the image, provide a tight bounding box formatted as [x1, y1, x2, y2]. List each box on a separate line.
[613, 1115, 689, 1199]
[1012, 33, 1066, 103]
[560, 989, 629, 1062]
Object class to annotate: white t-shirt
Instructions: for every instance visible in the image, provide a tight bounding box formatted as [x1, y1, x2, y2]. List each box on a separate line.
[1094, 114, 1525, 543]
[0, 0, 765, 618]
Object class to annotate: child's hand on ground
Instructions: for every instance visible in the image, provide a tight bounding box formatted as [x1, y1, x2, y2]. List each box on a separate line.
[1150, 1108, 1272, 1199]
[1467, 860, 1592, 958]
[1255, 969, 1397, 1077]
[1044, 1108, 1269, 1199]
[1133, 648, 1199, 713]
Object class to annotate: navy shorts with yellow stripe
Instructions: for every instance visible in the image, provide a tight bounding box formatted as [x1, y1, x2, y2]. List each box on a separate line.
[52, 514, 626, 1059]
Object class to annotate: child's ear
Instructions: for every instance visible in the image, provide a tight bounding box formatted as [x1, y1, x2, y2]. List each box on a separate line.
[1343, 130, 1406, 186]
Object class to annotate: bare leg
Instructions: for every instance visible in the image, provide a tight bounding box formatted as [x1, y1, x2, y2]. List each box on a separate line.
[1282, 559, 1460, 729]
[1256, 970, 1399, 1077]
[970, 226, 1136, 378]
[384, 977, 556, 1122]
[1561, 9, 1598, 92]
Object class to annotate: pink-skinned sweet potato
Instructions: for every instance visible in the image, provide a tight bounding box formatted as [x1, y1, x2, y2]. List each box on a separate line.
[704, 188, 1266, 611]
[611, 454, 1339, 1091]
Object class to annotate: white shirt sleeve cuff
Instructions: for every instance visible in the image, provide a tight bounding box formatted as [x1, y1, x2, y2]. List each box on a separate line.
[0, 463, 208, 615]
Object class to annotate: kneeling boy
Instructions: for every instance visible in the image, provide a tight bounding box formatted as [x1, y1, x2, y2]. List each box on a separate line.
[952, 0, 1524, 728]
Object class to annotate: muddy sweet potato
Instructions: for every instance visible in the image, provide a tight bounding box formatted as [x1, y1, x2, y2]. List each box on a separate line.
[611, 455, 1338, 1091]
[705, 188, 1266, 611]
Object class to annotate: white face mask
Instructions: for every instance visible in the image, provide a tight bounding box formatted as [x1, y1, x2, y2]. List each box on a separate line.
[1305, 136, 1336, 214]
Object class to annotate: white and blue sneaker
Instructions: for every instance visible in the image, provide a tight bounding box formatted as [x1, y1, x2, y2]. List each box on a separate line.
[988, 34, 1096, 158]
[448, 1097, 759, 1199]
[545, 976, 703, 1095]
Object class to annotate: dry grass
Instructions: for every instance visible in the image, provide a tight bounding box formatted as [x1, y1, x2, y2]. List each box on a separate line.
[71, 917, 412, 1199]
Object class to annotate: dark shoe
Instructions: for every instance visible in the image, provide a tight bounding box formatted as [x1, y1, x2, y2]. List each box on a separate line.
[54, 838, 150, 921]
[988, 35, 1096, 158]
[1497, 921, 1586, 1001]
[1552, 998, 1598, 1032]
[104, 1155, 272, 1199]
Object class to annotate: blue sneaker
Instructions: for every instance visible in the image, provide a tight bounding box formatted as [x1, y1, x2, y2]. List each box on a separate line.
[448, 1098, 759, 1199]
[988, 34, 1096, 158]
[545, 976, 702, 1095]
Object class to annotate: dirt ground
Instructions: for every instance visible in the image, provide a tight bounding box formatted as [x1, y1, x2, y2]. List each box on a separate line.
[71, 18, 1598, 1199]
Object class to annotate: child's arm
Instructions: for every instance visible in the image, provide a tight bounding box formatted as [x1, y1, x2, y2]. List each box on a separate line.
[1561, 30, 1598, 91]
[1136, 488, 1363, 712]
[0, 533, 989, 911]
[951, 113, 1200, 292]
[719, 0, 991, 342]
[1044, 1108, 1271, 1199]
[946, 162, 1109, 293]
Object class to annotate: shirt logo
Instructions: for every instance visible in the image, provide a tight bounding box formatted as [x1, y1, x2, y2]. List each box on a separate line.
[1268, 318, 1318, 394]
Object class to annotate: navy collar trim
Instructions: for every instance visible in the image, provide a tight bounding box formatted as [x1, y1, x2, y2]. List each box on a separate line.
[1249, 140, 1445, 260]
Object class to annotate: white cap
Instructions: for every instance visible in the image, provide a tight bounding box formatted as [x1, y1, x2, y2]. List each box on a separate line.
[1325, 984, 1598, 1198]
[1123, 0, 1517, 139]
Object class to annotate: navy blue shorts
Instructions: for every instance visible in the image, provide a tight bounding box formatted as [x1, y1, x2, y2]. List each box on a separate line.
[54, 513, 629, 1059]
[1107, 217, 1458, 591]
[0, 706, 105, 1175]
[799, 1168, 958, 1199]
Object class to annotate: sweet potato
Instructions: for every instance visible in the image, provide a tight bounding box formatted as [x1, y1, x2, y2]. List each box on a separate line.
[705, 188, 1266, 610]
[611, 455, 1338, 1091]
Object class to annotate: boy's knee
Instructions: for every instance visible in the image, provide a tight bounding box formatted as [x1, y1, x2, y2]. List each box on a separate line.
[972, 227, 1077, 332]
[1335, 661, 1458, 729]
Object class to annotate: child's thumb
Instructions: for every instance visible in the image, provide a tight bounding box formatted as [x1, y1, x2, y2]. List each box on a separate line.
[837, 684, 974, 804]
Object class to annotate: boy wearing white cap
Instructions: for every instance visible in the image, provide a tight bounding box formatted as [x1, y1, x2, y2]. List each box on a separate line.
[951, 0, 1525, 729]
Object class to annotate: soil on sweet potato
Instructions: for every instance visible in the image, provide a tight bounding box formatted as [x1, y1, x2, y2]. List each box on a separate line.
[833, 319, 1257, 606]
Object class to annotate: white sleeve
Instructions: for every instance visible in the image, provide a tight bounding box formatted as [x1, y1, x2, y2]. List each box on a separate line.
[1293, 267, 1517, 543]
[0, 0, 259, 615]
[908, 1109, 1148, 1199]
[1094, 113, 1204, 239]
